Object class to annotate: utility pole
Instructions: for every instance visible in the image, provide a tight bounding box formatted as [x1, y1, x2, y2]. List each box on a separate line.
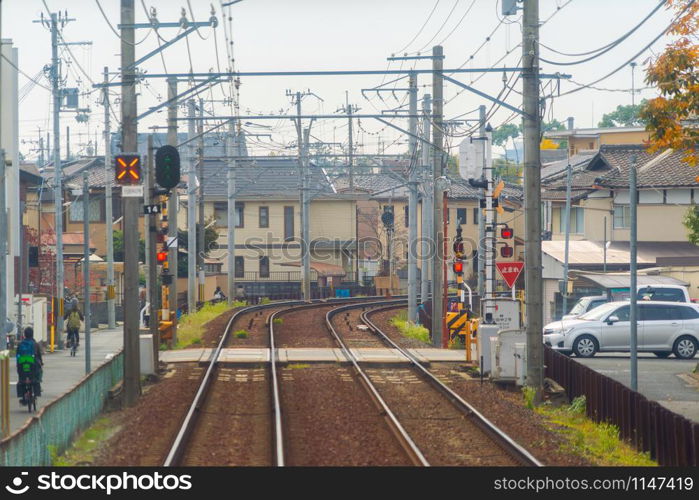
[629, 155, 638, 391]
[431, 45, 445, 348]
[477, 105, 486, 301]
[187, 99, 196, 315]
[293, 91, 311, 301]
[103, 67, 116, 329]
[420, 94, 432, 306]
[198, 99, 205, 305]
[630, 62, 637, 107]
[346, 93, 355, 191]
[166, 77, 178, 343]
[0, 150, 6, 350]
[484, 124, 495, 321]
[120, 0, 141, 406]
[523, 0, 544, 397]
[562, 156, 572, 317]
[147, 135, 159, 368]
[82, 171, 91, 374]
[407, 72, 418, 323]
[226, 120, 236, 304]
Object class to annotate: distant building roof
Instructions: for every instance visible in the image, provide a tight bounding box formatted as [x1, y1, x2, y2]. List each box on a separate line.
[543, 240, 699, 267]
[572, 272, 689, 289]
[544, 126, 648, 139]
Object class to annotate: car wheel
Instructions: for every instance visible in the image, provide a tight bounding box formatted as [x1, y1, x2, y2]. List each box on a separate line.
[672, 336, 698, 359]
[653, 351, 671, 358]
[573, 335, 598, 358]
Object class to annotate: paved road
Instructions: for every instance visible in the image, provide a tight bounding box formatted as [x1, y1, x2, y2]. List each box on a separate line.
[9, 326, 123, 434]
[576, 353, 699, 422]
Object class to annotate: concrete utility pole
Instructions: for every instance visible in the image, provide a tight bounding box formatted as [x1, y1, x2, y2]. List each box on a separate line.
[166, 77, 178, 343]
[477, 105, 486, 300]
[226, 120, 236, 304]
[562, 156, 572, 316]
[147, 135, 159, 368]
[0, 150, 6, 350]
[484, 124, 495, 321]
[51, 13, 66, 340]
[523, 0, 544, 397]
[187, 100, 196, 315]
[346, 94, 355, 191]
[198, 99, 205, 304]
[420, 94, 432, 306]
[120, 0, 141, 406]
[431, 45, 445, 348]
[294, 92, 311, 301]
[629, 155, 638, 391]
[103, 67, 116, 329]
[82, 172, 91, 374]
[407, 72, 418, 323]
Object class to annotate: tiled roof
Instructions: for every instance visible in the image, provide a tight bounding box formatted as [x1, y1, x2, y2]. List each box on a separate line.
[540, 150, 598, 181]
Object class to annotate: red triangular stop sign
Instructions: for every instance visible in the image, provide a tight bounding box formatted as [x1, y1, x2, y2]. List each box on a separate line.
[496, 261, 524, 288]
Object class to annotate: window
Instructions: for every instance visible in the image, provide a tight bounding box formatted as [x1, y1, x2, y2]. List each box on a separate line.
[69, 198, 103, 222]
[473, 207, 479, 224]
[259, 256, 270, 278]
[214, 202, 227, 227]
[404, 205, 409, 227]
[284, 206, 294, 241]
[235, 202, 244, 228]
[558, 206, 584, 234]
[637, 287, 685, 302]
[613, 205, 630, 229]
[234, 256, 244, 278]
[639, 305, 674, 321]
[680, 307, 699, 320]
[259, 206, 269, 228]
[612, 305, 630, 321]
[456, 208, 467, 225]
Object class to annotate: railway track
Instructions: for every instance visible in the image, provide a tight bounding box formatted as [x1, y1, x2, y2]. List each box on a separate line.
[163, 296, 541, 467]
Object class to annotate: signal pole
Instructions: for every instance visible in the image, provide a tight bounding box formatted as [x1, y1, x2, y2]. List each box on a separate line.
[166, 77, 178, 343]
[431, 45, 445, 348]
[198, 99, 205, 304]
[187, 99, 196, 315]
[120, 0, 141, 406]
[407, 72, 418, 323]
[103, 67, 116, 329]
[522, 0, 544, 398]
[147, 135, 159, 367]
[82, 171, 91, 374]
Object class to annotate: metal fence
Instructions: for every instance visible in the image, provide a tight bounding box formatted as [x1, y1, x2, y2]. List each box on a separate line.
[544, 346, 699, 466]
[0, 351, 123, 466]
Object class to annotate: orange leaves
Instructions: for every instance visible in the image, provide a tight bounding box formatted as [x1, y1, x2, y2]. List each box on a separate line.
[641, 0, 699, 165]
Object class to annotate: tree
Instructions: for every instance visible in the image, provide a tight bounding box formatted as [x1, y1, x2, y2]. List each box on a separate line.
[682, 206, 699, 244]
[599, 103, 646, 128]
[639, 0, 699, 165]
[492, 123, 520, 147]
[112, 229, 145, 263]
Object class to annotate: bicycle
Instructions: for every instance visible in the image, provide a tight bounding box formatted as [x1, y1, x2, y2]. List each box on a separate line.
[20, 376, 36, 413]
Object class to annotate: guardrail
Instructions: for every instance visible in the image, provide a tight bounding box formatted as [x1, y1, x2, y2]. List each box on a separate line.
[544, 346, 699, 466]
[0, 351, 124, 466]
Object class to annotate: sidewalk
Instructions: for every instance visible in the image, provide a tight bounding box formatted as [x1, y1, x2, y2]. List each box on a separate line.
[9, 325, 124, 434]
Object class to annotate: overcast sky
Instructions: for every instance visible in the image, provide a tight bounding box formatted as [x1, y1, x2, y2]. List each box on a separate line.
[1, 0, 676, 160]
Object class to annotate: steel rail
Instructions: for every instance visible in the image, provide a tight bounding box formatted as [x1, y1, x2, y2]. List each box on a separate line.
[360, 304, 543, 467]
[162, 295, 395, 466]
[325, 300, 430, 466]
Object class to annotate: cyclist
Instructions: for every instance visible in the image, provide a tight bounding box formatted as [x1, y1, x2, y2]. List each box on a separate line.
[16, 327, 43, 405]
[64, 300, 84, 349]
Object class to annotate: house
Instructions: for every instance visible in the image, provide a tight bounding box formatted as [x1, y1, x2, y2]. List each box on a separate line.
[545, 125, 649, 157]
[540, 144, 699, 322]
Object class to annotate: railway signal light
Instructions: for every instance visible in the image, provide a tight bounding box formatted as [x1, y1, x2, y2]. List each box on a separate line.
[500, 244, 514, 258]
[453, 260, 464, 275]
[115, 154, 141, 185]
[156, 251, 168, 263]
[501, 225, 514, 239]
[381, 205, 394, 229]
[155, 145, 181, 190]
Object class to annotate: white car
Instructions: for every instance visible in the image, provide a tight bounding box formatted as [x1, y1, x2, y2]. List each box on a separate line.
[543, 301, 699, 359]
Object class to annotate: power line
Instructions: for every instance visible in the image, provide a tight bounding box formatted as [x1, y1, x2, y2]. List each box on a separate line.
[435, 0, 478, 47]
[1, 54, 52, 92]
[415, 0, 461, 53]
[540, 0, 666, 66]
[393, 0, 440, 54]
[94, 0, 152, 45]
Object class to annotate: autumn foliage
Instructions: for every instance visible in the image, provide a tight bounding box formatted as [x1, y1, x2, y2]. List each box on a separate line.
[639, 0, 699, 165]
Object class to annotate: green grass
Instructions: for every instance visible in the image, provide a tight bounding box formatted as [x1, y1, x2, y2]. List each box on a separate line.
[52, 417, 118, 466]
[533, 395, 656, 466]
[259, 297, 271, 305]
[272, 317, 284, 325]
[234, 329, 249, 338]
[174, 300, 246, 349]
[389, 310, 430, 344]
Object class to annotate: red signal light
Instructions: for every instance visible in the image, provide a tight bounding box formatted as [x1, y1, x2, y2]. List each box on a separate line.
[501, 226, 514, 239]
[500, 245, 514, 258]
[156, 251, 168, 263]
[453, 261, 464, 274]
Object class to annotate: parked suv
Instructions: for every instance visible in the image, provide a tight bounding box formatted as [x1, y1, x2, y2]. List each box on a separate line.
[562, 285, 692, 320]
[544, 301, 699, 359]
